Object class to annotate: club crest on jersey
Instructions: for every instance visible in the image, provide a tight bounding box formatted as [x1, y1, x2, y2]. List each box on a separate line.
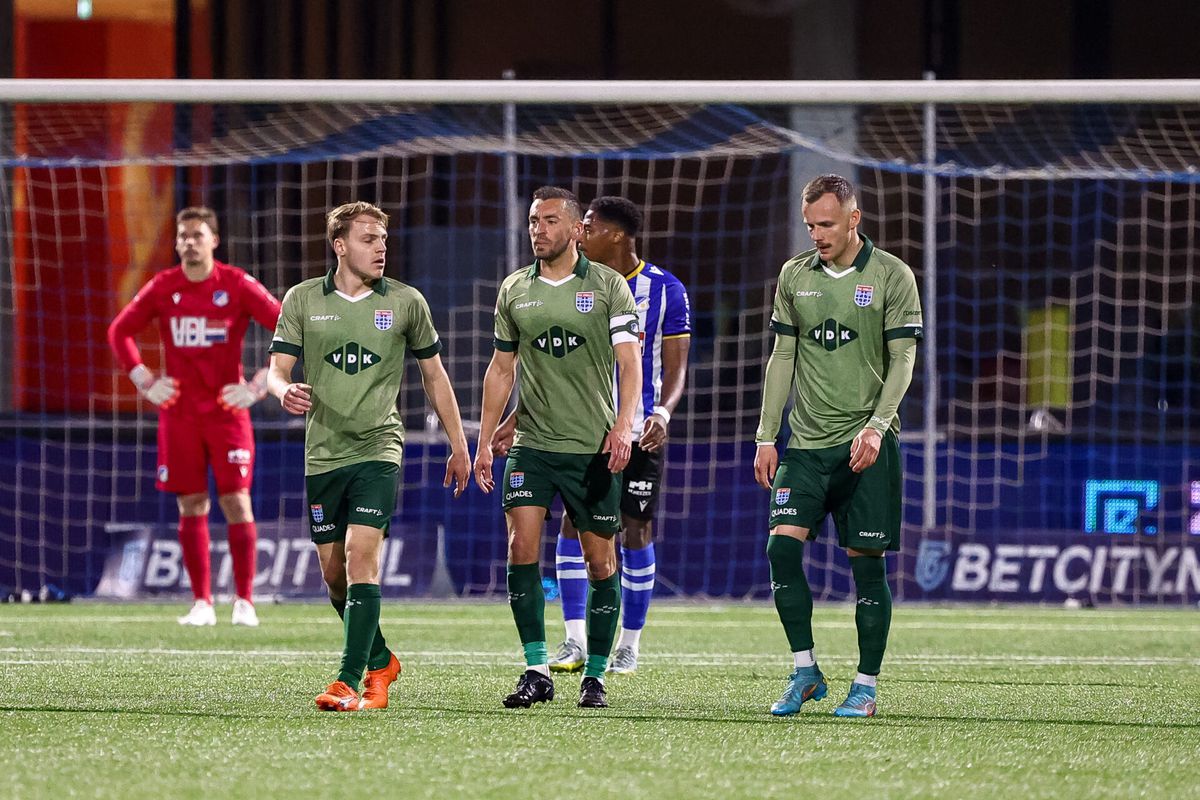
[509, 471, 525, 489]
[212, 289, 229, 307]
[310, 504, 324, 523]
[854, 284, 874, 307]
[775, 488, 791, 505]
[374, 309, 393, 331]
[575, 292, 594, 313]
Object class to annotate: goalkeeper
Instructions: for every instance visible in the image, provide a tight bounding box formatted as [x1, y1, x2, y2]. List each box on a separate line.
[754, 175, 922, 719]
[107, 207, 282, 627]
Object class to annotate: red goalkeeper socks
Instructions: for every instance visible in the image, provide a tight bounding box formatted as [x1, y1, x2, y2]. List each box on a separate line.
[226, 521, 257, 602]
[178, 515, 212, 603]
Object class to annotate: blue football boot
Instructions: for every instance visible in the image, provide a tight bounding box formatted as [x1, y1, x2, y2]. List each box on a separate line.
[769, 665, 828, 716]
[833, 682, 878, 717]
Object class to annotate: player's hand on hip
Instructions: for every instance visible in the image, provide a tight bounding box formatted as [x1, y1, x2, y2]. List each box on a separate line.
[639, 414, 668, 452]
[473, 449, 495, 493]
[445, 449, 471, 498]
[753, 444, 779, 490]
[219, 370, 269, 410]
[129, 365, 179, 409]
[280, 382, 313, 415]
[603, 422, 633, 472]
[849, 427, 883, 473]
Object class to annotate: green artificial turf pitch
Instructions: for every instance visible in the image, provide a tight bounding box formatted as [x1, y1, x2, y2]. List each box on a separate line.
[1, 602, 1197, 799]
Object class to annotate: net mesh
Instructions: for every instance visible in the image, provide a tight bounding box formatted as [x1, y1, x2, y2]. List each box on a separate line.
[1, 98, 1198, 602]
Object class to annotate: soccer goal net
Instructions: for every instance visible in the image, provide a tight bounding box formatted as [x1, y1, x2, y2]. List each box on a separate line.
[1, 80, 1198, 604]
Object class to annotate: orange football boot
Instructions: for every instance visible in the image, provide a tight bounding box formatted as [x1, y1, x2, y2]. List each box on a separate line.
[314, 680, 362, 712]
[360, 652, 402, 709]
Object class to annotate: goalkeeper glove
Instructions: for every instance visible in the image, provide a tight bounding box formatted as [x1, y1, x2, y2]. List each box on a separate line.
[219, 367, 269, 410]
[129, 365, 179, 409]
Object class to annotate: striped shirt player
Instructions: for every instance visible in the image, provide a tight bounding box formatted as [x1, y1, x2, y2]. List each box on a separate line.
[621, 259, 693, 441]
[107, 207, 282, 628]
[547, 196, 692, 678]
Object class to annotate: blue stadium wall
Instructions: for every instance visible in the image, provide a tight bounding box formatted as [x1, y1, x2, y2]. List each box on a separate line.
[3, 435, 1198, 603]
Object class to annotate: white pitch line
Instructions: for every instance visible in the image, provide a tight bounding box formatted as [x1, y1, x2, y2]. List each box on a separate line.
[650, 606, 733, 614]
[1, 616, 1195, 634]
[1, 646, 1197, 668]
[0, 616, 349, 625]
[875, 621, 1200, 634]
[0, 646, 332, 658]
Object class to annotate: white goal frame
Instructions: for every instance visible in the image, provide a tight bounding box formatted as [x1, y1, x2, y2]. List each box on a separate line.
[2, 77, 1197, 538]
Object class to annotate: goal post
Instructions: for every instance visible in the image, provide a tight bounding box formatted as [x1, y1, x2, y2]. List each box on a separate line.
[3, 78, 1200, 103]
[1, 78, 1198, 604]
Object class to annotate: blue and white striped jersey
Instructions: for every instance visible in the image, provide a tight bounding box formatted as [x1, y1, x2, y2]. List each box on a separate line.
[616, 260, 692, 436]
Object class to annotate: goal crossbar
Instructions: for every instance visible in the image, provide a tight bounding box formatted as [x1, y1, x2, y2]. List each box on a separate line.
[0, 78, 1198, 105]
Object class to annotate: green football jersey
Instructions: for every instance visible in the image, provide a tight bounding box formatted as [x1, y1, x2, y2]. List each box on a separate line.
[269, 269, 442, 475]
[494, 254, 639, 454]
[766, 235, 923, 449]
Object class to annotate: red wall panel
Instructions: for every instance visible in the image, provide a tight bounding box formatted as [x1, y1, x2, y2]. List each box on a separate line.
[12, 18, 176, 413]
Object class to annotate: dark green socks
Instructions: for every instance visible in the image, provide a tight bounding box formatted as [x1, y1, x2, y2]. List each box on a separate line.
[337, 582, 382, 688]
[330, 596, 391, 672]
[851, 556, 892, 675]
[766, 534, 815, 653]
[507, 562, 546, 647]
[585, 573, 621, 678]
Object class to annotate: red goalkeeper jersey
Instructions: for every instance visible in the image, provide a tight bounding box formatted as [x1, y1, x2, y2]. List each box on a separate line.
[108, 261, 282, 418]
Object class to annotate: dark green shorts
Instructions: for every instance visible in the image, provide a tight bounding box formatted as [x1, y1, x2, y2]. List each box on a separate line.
[305, 460, 400, 544]
[502, 446, 621, 535]
[768, 431, 902, 552]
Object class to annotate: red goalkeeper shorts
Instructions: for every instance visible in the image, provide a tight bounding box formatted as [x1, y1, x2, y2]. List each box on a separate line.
[156, 409, 255, 496]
